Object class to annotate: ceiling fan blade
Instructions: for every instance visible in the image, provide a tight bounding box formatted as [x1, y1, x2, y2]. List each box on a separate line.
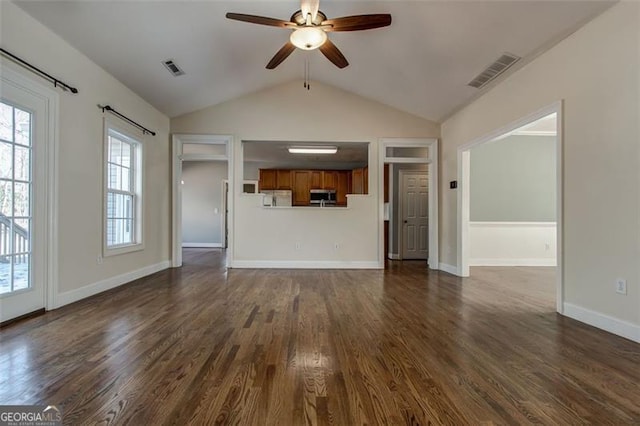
[322, 14, 392, 32]
[319, 39, 349, 69]
[226, 13, 291, 28]
[301, 0, 320, 22]
[266, 42, 296, 69]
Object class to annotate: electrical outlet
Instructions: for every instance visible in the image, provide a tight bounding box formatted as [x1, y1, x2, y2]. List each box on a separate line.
[334, 243, 340, 250]
[295, 242, 301, 250]
[615, 279, 627, 295]
[544, 243, 550, 251]
[97, 255, 103, 264]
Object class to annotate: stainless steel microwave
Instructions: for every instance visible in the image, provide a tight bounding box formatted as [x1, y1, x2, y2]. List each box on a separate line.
[310, 189, 337, 205]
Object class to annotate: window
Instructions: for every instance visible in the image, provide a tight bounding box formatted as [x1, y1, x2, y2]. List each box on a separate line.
[104, 123, 143, 255]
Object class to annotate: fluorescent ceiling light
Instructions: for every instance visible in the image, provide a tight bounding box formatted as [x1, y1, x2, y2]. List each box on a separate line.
[288, 146, 338, 154]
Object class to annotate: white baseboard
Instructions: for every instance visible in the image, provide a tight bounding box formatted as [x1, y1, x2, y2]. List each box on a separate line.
[230, 260, 381, 269]
[182, 242, 223, 248]
[563, 303, 640, 343]
[470, 258, 557, 267]
[438, 263, 460, 276]
[54, 260, 171, 309]
[388, 253, 400, 260]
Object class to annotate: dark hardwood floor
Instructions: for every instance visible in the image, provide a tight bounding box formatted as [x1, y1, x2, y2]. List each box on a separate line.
[1, 249, 638, 425]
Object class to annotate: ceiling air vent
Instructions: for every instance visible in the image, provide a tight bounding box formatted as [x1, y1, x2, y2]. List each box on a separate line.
[162, 59, 185, 77]
[467, 53, 520, 89]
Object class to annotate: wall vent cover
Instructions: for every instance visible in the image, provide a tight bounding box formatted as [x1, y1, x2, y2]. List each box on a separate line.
[467, 53, 520, 89]
[163, 59, 185, 77]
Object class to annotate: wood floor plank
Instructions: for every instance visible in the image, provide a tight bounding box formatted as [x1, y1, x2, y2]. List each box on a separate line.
[0, 250, 638, 424]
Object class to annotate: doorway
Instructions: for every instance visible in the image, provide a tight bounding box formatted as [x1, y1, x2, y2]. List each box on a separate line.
[457, 102, 563, 313]
[171, 134, 233, 268]
[0, 67, 57, 323]
[380, 138, 438, 269]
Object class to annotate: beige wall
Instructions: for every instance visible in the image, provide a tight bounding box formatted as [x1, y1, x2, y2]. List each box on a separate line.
[172, 81, 439, 266]
[441, 3, 639, 327]
[1, 3, 171, 297]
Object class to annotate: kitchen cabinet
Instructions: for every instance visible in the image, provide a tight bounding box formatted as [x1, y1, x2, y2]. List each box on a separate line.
[323, 171, 338, 190]
[293, 171, 310, 206]
[260, 168, 362, 206]
[310, 171, 322, 189]
[337, 171, 349, 205]
[259, 169, 276, 191]
[276, 169, 292, 190]
[352, 168, 364, 194]
[351, 167, 368, 195]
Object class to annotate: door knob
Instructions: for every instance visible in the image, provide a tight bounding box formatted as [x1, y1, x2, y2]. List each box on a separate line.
[404, 220, 408, 223]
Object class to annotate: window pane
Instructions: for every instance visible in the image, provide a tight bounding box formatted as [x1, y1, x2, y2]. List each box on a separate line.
[0, 256, 12, 294]
[0, 180, 12, 216]
[14, 145, 30, 182]
[13, 253, 29, 291]
[108, 164, 121, 190]
[121, 167, 130, 191]
[14, 182, 30, 217]
[109, 136, 123, 165]
[14, 219, 30, 254]
[0, 142, 12, 179]
[14, 108, 31, 146]
[386, 146, 430, 158]
[120, 142, 131, 168]
[0, 103, 12, 142]
[107, 218, 133, 246]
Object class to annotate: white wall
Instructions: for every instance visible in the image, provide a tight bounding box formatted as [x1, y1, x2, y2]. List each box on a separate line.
[182, 161, 227, 246]
[1, 3, 171, 305]
[171, 80, 439, 267]
[469, 222, 556, 266]
[441, 3, 639, 339]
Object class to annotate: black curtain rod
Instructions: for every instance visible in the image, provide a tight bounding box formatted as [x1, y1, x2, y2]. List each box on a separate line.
[0, 47, 78, 94]
[98, 105, 156, 136]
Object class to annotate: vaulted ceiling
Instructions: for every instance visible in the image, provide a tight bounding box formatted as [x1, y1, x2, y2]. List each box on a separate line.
[15, 1, 613, 121]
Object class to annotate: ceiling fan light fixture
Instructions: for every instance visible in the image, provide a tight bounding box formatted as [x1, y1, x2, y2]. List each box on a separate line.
[290, 27, 327, 50]
[288, 146, 338, 154]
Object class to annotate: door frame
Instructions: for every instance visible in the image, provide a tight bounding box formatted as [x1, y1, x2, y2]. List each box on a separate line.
[379, 138, 439, 269]
[171, 134, 233, 268]
[398, 169, 429, 260]
[0, 64, 59, 315]
[221, 179, 228, 249]
[456, 101, 563, 313]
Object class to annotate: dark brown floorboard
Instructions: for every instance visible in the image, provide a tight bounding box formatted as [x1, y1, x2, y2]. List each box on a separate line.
[0, 249, 638, 425]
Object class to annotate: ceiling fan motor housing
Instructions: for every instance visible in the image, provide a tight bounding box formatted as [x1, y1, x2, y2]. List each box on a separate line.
[291, 10, 327, 26]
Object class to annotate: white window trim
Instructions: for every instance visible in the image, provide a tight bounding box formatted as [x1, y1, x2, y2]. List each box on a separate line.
[103, 118, 144, 257]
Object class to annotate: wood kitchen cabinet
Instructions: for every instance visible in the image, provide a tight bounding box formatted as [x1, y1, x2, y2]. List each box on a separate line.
[259, 169, 276, 191]
[352, 168, 364, 194]
[276, 169, 292, 189]
[351, 167, 368, 195]
[260, 168, 363, 206]
[309, 171, 322, 189]
[292, 171, 310, 206]
[336, 171, 350, 205]
[323, 171, 338, 190]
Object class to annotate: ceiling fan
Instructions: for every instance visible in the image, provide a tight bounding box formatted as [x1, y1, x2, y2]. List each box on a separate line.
[226, 0, 392, 69]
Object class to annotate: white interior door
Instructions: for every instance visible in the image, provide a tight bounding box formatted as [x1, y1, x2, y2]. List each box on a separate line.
[0, 84, 48, 322]
[401, 172, 429, 260]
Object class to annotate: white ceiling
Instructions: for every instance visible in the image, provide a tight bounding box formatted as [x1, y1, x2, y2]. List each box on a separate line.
[15, 1, 613, 121]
